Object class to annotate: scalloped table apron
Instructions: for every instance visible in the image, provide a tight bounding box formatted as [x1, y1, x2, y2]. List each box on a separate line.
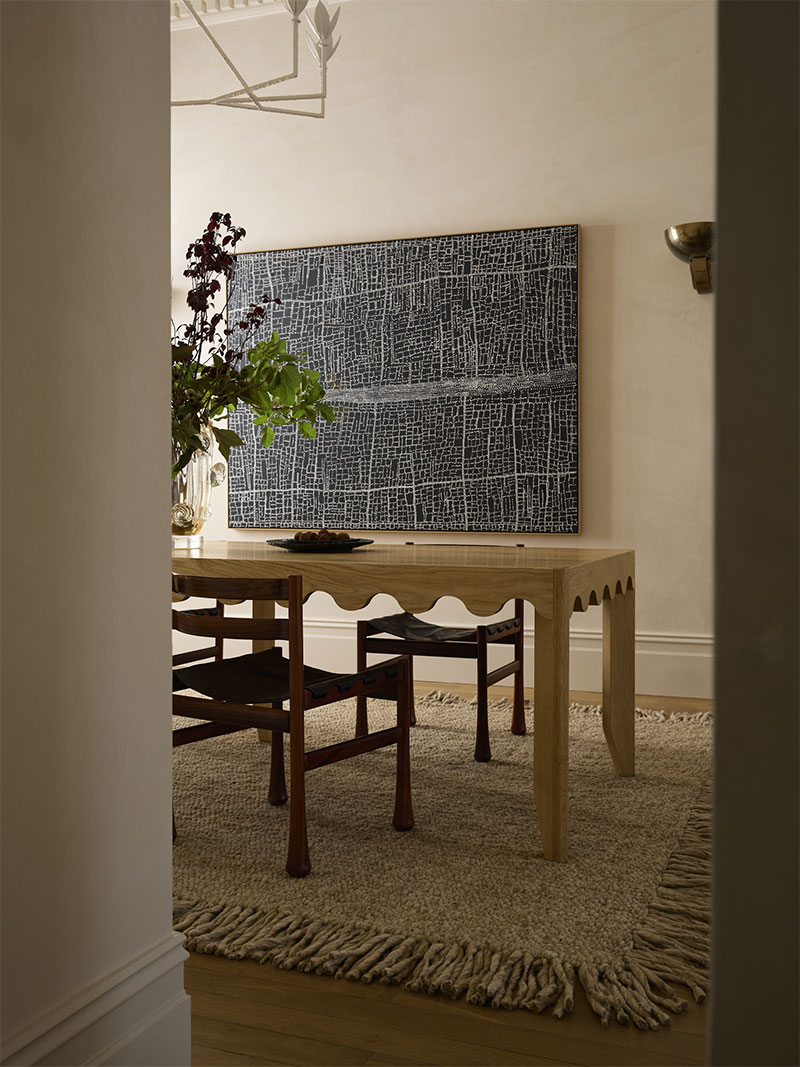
[171, 542, 636, 862]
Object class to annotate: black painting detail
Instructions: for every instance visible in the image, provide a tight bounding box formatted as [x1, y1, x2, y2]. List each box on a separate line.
[227, 225, 579, 532]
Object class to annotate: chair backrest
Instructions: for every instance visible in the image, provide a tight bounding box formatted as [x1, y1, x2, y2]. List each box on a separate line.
[171, 573, 302, 647]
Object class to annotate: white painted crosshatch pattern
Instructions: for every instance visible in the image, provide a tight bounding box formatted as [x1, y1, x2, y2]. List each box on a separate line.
[227, 224, 579, 532]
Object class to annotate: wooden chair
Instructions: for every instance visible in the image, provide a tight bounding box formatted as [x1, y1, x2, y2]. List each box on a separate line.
[172, 573, 413, 878]
[355, 602, 525, 763]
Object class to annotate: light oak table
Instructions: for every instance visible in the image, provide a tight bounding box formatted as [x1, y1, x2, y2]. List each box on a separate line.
[172, 541, 636, 861]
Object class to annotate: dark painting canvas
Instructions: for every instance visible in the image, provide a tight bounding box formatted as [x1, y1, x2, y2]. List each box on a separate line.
[227, 224, 579, 532]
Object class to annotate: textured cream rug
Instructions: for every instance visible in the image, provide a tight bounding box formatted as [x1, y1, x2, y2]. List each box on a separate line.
[173, 691, 712, 1028]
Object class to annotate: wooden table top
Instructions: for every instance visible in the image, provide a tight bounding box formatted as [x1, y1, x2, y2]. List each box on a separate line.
[172, 541, 635, 618]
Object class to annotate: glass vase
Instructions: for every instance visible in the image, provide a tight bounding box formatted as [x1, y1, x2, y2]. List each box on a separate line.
[171, 427, 226, 548]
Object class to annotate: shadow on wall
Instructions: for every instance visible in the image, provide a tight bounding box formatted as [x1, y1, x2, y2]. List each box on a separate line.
[577, 223, 615, 541]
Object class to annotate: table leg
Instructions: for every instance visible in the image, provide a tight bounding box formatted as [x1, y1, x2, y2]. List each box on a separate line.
[602, 587, 635, 776]
[533, 604, 570, 862]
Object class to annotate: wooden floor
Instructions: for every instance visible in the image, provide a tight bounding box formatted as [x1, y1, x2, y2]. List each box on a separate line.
[184, 683, 712, 1067]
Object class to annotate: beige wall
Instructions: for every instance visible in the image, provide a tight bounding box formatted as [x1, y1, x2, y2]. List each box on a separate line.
[1, 2, 188, 1063]
[171, 0, 716, 695]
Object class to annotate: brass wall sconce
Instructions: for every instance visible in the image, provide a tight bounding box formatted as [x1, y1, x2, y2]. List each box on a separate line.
[664, 222, 715, 294]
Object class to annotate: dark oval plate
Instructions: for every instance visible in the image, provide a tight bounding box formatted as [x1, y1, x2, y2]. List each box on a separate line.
[266, 537, 374, 553]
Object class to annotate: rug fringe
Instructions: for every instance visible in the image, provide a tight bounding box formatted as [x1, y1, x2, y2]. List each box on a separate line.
[627, 782, 712, 1008]
[174, 708, 711, 1028]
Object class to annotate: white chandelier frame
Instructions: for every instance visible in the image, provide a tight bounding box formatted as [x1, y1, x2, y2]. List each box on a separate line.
[171, 0, 341, 118]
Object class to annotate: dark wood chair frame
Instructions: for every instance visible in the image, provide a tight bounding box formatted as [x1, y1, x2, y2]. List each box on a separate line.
[172, 573, 413, 878]
[355, 600, 526, 763]
[172, 602, 226, 665]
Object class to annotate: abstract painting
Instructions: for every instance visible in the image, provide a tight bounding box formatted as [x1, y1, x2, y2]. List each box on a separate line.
[227, 224, 579, 532]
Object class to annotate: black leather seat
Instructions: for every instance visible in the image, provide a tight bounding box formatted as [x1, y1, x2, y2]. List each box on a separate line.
[356, 603, 526, 762]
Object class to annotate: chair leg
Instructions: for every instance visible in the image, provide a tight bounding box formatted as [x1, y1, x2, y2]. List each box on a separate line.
[355, 621, 368, 736]
[286, 813, 310, 878]
[511, 600, 527, 736]
[215, 601, 225, 660]
[286, 722, 310, 878]
[268, 730, 288, 806]
[286, 807, 310, 877]
[474, 629, 492, 762]
[511, 676, 526, 735]
[408, 656, 417, 727]
[393, 668, 414, 831]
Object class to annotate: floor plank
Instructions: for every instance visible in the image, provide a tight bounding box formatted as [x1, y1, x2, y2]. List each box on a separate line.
[192, 1043, 289, 1066]
[190, 984, 573, 1066]
[191, 1014, 372, 1067]
[363, 1054, 434, 1067]
[187, 954, 706, 1056]
[185, 953, 707, 1067]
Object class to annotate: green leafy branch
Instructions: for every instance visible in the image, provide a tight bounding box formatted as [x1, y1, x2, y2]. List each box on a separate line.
[171, 332, 336, 477]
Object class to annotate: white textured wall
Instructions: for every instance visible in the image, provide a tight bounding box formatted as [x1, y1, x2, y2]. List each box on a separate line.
[171, 0, 715, 696]
[1, 2, 188, 1063]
